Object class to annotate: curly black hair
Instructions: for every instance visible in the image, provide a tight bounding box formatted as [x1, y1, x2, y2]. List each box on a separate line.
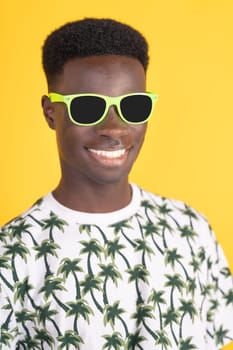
[42, 18, 149, 86]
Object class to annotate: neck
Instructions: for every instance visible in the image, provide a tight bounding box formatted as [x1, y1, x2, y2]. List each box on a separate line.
[52, 177, 132, 213]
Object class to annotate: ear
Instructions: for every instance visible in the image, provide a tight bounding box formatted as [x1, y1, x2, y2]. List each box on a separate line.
[41, 95, 56, 130]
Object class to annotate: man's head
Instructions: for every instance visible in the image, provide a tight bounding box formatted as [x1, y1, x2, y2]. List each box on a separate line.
[41, 19, 154, 190]
[42, 18, 149, 89]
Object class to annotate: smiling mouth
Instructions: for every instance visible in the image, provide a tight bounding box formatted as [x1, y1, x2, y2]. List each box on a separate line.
[88, 148, 127, 159]
[87, 148, 129, 166]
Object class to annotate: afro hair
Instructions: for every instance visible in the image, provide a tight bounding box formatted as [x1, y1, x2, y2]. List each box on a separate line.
[42, 18, 149, 85]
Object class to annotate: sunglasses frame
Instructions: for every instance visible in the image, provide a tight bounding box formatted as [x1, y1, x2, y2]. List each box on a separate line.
[48, 92, 158, 126]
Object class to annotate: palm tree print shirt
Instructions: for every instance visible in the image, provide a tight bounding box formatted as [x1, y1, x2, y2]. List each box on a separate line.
[0, 184, 233, 349]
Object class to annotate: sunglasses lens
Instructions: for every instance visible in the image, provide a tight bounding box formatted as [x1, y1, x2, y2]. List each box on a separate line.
[70, 96, 106, 124]
[120, 95, 152, 123]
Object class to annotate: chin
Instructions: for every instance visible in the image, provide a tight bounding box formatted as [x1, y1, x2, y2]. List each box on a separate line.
[86, 167, 132, 187]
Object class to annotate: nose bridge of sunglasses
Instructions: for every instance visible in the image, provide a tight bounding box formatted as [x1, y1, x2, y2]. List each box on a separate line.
[104, 96, 122, 118]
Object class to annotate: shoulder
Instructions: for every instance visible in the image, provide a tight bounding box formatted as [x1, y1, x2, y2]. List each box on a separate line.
[137, 185, 232, 278]
[138, 185, 207, 222]
[0, 195, 49, 242]
[137, 185, 216, 245]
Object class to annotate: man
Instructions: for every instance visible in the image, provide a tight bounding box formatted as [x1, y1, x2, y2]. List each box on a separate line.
[0, 18, 232, 349]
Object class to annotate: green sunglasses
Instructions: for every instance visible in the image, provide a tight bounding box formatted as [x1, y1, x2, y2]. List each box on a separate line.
[49, 92, 158, 126]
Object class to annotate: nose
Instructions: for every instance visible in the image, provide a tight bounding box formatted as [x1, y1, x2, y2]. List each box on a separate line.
[95, 105, 129, 138]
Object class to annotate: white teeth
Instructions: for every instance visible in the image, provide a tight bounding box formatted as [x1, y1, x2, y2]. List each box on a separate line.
[89, 149, 126, 158]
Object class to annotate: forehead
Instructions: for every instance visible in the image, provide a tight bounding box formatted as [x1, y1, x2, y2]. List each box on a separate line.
[53, 55, 146, 95]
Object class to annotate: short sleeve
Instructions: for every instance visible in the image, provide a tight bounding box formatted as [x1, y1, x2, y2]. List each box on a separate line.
[0, 227, 18, 349]
[0, 282, 18, 349]
[203, 227, 233, 349]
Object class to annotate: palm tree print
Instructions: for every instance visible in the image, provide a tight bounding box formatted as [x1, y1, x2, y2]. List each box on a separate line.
[126, 329, 146, 350]
[1, 299, 14, 332]
[157, 203, 181, 231]
[179, 226, 197, 256]
[220, 266, 232, 278]
[80, 274, 103, 313]
[0, 328, 14, 347]
[1, 185, 233, 349]
[197, 246, 206, 263]
[57, 330, 83, 349]
[58, 258, 83, 299]
[178, 299, 197, 338]
[181, 205, 198, 228]
[80, 238, 103, 276]
[189, 257, 201, 273]
[200, 283, 212, 314]
[14, 277, 38, 310]
[127, 264, 149, 304]
[0, 256, 13, 290]
[105, 237, 130, 269]
[148, 289, 166, 329]
[157, 218, 173, 249]
[186, 278, 197, 298]
[104, 301, 128, 337]
[79, 224, 108, 244]
[10, 219, 38, 246]
[79, 224, 91, 236]
[162, 307, 180, 345]
[34, 239, 60, 276]
[0, 227, 8, 243]
[157, 203, 173, 216]
[20, 336, 41, 349]
[110, 220, 136, 248]
[15, 308, 36, 338]
[34, 328, 55, 349]
[209, 298, 220, 312]
[154, 329, 172, 349]
[132, 304, 157, 341]
[67, 299, 93, 333]
[27, 212, 45, 227]
[206, 298, 220, 322]
[214, 325, 231, 346]
[142, 221, 164, 254]
[39, 276, 68, 312]
[37, 302, 61, 336]
[98, 263, 122, 305]
[93, 225, 108, 244]
[4, 242, 29, 282]
[134, 238, 154, 267]
[140, 200, 156, 222]
[223, 288, 233, 306]
[42, 212, 68, 241]
[165, 274, 185, 309]
[178, 336, 197, 350]
[102, 331, 125, 350]
[135, 214, 145, 239]
[165, 248, 189, 280]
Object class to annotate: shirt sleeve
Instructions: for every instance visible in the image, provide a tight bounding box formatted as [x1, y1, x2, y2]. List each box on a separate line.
[0, 226, 19, 349]
[203, 227, 233, 349]
[0, 281, 18, 349]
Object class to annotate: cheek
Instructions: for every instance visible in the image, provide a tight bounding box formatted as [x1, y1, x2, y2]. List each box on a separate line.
[134, 124, 147, 147]
[55, 123, 82, 159]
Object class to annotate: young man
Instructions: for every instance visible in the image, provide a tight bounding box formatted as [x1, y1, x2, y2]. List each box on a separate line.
[0, 18, 232, 349]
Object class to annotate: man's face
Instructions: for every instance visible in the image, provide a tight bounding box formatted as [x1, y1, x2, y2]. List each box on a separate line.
[44, 55, 148, 187]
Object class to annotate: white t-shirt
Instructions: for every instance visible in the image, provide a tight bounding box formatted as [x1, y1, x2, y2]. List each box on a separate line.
[0, 184, 233, 349]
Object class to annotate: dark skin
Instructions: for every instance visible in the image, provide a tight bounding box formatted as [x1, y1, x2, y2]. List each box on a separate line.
[42, 55, 147, 213]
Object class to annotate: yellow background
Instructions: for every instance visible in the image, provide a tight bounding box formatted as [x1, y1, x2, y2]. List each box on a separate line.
[1, 1, 233, 347]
